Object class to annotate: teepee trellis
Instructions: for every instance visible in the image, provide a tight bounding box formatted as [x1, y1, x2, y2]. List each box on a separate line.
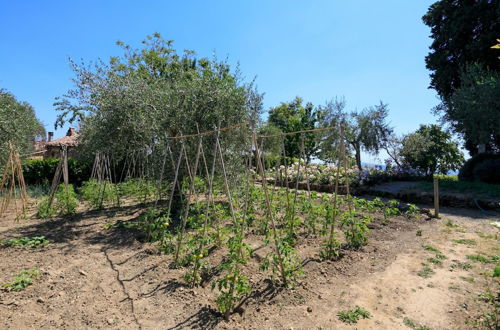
[47, 146, 70, 209]
[0, 142, 28, 219]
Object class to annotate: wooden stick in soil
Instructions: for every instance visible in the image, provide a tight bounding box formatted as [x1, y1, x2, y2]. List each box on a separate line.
[174, 137, 203, 266]
[252, 132, 288, 287]
[326, 125, 343, 258]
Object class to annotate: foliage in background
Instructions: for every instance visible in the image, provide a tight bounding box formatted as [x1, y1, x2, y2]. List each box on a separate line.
[23, 157, 92, 186]
[422, 0, 500, 154]
[37, 184, 78, 218]
[0, 89, 45, 164]
[459, 153, 500, 185]
[400, 124, 464, 176]
[266, 96, 322, 162]
[448, 64, 500, 153]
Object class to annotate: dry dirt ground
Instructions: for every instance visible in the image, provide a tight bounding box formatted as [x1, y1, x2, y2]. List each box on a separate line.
[0, 199, 498, 330]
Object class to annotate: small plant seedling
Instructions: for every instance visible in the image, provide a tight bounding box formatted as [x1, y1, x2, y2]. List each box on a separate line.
[417, 263, 435, 278]
[427, 257, 442, 266]
[494, 265, 500, 277]
[450, 262, 472, 271]
[435, 253, 447, 260]
[422, 245, 440, 253]
[444, 219, 458, 228]
[416, 229, 422, 236]
[337, 306, 371, 324]
[2, 236, 49, 247]
[459, 276, 474, 283]
[403, 317, 431, 330]
[2, 268, 41, 291]
[453, 239, 476, 246]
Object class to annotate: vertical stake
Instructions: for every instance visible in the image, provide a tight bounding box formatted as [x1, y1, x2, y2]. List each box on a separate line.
[433, 175, 440, 218]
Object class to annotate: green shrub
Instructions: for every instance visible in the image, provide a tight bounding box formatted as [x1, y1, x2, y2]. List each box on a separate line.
[459, 153, 500, 184]
[22, 158, 92, 186]
[80, 179, 118, 209]
[37, 184, 78, 218]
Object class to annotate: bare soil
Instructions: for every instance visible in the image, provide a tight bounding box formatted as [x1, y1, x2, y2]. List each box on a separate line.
[0, 199, 498, 329]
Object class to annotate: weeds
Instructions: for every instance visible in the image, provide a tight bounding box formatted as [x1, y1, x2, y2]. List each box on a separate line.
[2, 236, 49, 247]
[337, 306, 371, 324]
[403, 317, 432, 330]
[453, 239, 477, 246]
[417, 263, 435, 278]
[2, 268, 41, 291]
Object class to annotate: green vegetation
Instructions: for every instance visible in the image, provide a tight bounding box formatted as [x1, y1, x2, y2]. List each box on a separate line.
[416, 176, 500, 199]
[337, 306, 371, 324]
[2, 236, 49, 247]
[37, 184, 78, 218]
[467, 254, 499, 264]
[0, 89, 45, 164]
[417, 263, 435, 278]
[400, 125, 463, 176]
[453, 239, 477, 246]
[2, 268, 41, 291]
[403, 317, 432, 330]
[422, 245, 440, 253]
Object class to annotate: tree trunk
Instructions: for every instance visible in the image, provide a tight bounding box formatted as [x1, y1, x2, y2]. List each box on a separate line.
[355, 145, 362, 172]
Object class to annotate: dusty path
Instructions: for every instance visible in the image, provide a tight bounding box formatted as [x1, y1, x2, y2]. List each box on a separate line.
[0, 204, 498, 329]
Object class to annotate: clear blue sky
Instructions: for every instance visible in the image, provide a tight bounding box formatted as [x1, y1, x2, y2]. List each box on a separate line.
[0, 0, 442, 162]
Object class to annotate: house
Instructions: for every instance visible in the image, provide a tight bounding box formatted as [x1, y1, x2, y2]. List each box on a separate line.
[36, 128, 79, 159]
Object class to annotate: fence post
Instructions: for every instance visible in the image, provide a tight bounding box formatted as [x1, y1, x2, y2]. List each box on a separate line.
[433, 176, 440, 218]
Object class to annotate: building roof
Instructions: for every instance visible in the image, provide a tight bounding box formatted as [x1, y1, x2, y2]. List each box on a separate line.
[46, 128, 79, 147]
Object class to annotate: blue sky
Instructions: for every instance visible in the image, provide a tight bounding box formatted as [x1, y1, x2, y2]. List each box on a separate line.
[0, 0, 441, 162]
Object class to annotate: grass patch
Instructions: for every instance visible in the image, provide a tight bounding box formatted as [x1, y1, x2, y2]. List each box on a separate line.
[337, 306, 371, 324]
[417, 263, 435, 278]
[422, 245, 440, 253]
[416, 176, 500, 199]
[2, 268, 41, 291]
[466, 254, 499, 263]
[453, 239, 477, 246]
[427, 257, 442, 266]
[450, 262, 472, 271]
[403, 316, 432, 330]
[459, 276, 475, 283]
[2, 236, 49, 247]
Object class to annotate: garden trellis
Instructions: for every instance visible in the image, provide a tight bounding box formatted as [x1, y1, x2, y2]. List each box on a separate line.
[0, 142, 28, 219]
[70, 122, 399, 318]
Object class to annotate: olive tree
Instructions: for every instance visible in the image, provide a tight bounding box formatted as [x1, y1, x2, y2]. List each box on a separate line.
[0, 89, 45, 164]
[55, 33, 262, 219]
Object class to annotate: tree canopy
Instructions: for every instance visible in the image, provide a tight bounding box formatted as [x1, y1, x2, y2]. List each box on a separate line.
[400, 124, 464, 176]
[266, 96, 322, 162]
[55, 33, 262, 158]
[423, 0, 500, 153]
[0, 89, 45, 163]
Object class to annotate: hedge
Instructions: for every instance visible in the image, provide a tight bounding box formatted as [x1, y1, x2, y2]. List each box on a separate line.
[22, 158, 92, 186]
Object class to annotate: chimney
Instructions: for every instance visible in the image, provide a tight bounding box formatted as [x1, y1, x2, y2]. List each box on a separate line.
[67, 127, 75, 136]
[48, 132, 54, 142]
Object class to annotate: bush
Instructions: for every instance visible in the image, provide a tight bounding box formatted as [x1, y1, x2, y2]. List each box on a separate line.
[22, 158, 92, 186]
[37, 184, 78, 218]
[80, 179, 118, 209]
[459, 153, 500, 184]
[473, 159, 500, 184]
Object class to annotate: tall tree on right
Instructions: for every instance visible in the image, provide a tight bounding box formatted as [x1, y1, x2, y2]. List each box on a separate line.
[422, 0, 500, 154]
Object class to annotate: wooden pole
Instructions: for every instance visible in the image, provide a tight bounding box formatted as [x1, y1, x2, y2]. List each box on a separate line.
[433, 176, 440, 218]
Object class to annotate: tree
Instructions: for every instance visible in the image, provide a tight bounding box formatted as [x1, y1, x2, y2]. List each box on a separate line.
[346, 102, 392, 172]
[55, 33, 260, 219]
[0, 89, 45, 164]
[447, 64, 500, 153]
[422, 0, 500, 153]
[400, 124, 464, 176]
[266, 97, 322, 162]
